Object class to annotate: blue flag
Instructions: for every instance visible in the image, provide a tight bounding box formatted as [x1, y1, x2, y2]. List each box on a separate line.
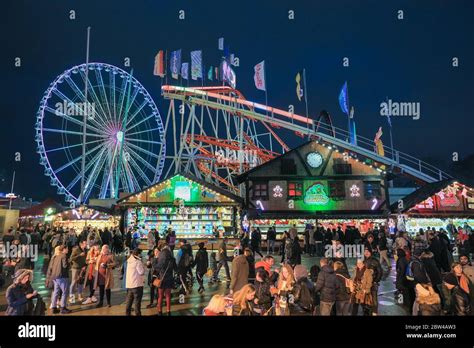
[338, 81, 349, 115]
[181, 62, 189, 80]
[191, 50, 203, 80]
[170, 49, 182, 79]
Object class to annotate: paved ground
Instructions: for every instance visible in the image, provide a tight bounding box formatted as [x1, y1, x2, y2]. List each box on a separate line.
[0, 249, 407, 316]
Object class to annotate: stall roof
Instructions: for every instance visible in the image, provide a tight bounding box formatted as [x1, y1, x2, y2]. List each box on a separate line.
[19, 198, 64, 217]
[390, 178, 471, 214]
[117, 172, 244, 205]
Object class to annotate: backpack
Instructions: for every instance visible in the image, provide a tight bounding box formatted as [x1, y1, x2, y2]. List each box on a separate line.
[33, 295, 46, 316]
[405, 260, 418, 281]
[296, 282, 314, 311]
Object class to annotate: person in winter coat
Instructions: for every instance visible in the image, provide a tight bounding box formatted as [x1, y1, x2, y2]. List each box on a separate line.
[194, 242, 209, 293]
[253, 269, 273, 315]
[94, 245, 116, 308]
[443, 272, 471, 316]
[176, 240, 193, 294]
[395, 248, 413, 308]
[232, 284, 256, 316]
[255, 255, 279, 285]
[428, 232, 450, 272]
[420, 250, 443, 293]
[230, 252, 249, 293]
[46, 245, 71, 314]
[266, 226, 277, 255]
[351, 259, 374, 316]
[5, 269, 37, 316]
[275, 264, 295, 315]
[244, 248, 256, 283]
[315, 258, 338, 315]
[460, 254, 474, 285]
[146, 247, 161, 308]
[334, 261, 352, 316]
[82, 245, 100, 305]
[363, 248, 383, 315]
[292, 264, 315, 315]
[378, 232, 391, 271]
[68, 240, 87, 304]
[125, 248, 145, 316]
[155, 243, 176, 315]
[285, 229, 302, 266]
[250, 228, 263, 258]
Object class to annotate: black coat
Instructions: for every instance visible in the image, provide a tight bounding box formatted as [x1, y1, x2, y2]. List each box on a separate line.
[448, 286, 471, 316]
[364, 256, 383, 284]
[335, 269, 351, 301]
[292, 277, 315, 314]
[155, 247, 176, 289]
[254, 279, 272, 311]
[194, 248, 209, 274]
[420, 252, 442, 286]
[315, 265, 338, 302]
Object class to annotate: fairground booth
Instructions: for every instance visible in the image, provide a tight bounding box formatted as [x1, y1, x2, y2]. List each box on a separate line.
[18, 198, 64, 229]
[52, 205, 119, 231]
[237, 139, 389, 238]
[391, 179, 474, 237]
[117, 173, 243, 241]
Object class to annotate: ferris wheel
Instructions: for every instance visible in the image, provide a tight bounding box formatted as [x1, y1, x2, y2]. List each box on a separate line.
[35, 62, 166, 205]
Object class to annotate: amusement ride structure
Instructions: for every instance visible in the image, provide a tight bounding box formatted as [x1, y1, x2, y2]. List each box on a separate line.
[35, 63, 452, 204]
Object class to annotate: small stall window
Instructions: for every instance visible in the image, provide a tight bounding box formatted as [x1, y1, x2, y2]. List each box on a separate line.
[329, 181, 345, 199]
[252, 182, 269, 201]
[364, 181, 382, 199]
[288, 182, 303, 200]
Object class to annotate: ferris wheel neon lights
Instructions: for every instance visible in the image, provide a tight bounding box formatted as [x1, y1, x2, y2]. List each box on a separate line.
[36, 62, 166, 204]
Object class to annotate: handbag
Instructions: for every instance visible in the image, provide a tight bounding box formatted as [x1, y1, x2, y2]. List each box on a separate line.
[205, 268, 214, 278]
[153, 261, 171, 288]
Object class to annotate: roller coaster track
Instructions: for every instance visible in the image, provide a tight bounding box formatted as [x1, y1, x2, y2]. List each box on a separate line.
[162, 85, 451, 184]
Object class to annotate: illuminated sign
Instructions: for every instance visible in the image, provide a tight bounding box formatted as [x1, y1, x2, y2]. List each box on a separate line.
[415, 197, 434, 209]
[256, 200, 265, 210]
[304, 183, 329, 205]
[174, 181, 191, 201]
[273, 185, 283, 198]
[371, 198, 378, 210]
[349, 184, 360, 197]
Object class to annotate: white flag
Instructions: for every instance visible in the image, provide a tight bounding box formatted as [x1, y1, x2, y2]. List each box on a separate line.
[253, 60, 266, 91]
[218, 37, 224, 50]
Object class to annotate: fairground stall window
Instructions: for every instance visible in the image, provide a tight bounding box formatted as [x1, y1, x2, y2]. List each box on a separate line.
[252, 182, 269, 201]
[333, 158, 352, 174]
[328, 181, 346, 199]
[287, 182, 303, 200]
[364, 181, 382, 199]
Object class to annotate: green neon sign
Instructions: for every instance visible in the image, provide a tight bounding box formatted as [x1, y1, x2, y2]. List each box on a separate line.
[304, 182, 329, 205]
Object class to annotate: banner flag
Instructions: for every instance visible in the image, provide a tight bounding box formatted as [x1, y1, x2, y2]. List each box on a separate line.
[153, 50, 165, 77]
[190, 50, 202, 80]
[170, 49, 182, 79]
[253, 61, 266, 91]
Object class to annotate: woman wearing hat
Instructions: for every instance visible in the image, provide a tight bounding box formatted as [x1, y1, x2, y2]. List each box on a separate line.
[6, 269, 37, 315]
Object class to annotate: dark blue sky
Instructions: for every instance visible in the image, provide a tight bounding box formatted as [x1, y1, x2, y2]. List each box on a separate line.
[1, 0, 473, 201]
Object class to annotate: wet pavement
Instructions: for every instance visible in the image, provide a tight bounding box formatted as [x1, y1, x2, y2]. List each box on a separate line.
[0, 249, 408, 316]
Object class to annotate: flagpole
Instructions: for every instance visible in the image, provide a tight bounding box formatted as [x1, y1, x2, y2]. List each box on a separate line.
[8, 171, 15, 210]
[79, 26, 91, 205]
[165, 49, 168, 87]
[303, 69, 310, 136]
[264, 61, 269, 117]
[386, 97, 395, 161]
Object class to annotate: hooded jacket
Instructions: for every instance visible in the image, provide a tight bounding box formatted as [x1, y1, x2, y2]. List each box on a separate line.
[420, 251, 442, 286]
[315, 265, 338, 302]
[125, 255, 145, 289]
[230, 254, 249, 292]
[194, 248, 209, 274]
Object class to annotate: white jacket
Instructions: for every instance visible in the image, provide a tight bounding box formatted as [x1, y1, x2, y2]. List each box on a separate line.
[125, 255, 145, 289]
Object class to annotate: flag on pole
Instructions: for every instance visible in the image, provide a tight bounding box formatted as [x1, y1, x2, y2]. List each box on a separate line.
[181, 63, 189, 80]
[215, 67, 219, 81]
[208, 66, 213, 81]
[339, 81, 349, 115]
[374, 126, 384, 156]
[190, 50, 202, 80]
[221, 60, 236, 88]
[253, 61, 266, 91]
[170, 49, 181, 79]
[295, 70, 305, 101]
[153, 50, 165, 77]
[218, 37, 224, 50]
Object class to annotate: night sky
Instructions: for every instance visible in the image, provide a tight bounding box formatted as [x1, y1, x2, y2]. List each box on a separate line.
[1, 0, 473, 202]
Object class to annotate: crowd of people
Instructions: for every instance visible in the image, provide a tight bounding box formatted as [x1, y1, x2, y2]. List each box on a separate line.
[1, 222, 473, 317]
